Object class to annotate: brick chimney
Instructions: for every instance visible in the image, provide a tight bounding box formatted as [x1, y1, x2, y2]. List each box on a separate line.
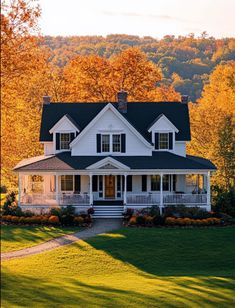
[117, 90, 128, 113]
[43, 95, 51, 105]
[181, 95, 189, 104]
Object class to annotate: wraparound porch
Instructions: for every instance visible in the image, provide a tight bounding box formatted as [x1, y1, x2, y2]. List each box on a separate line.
[18, 171, 211, 211]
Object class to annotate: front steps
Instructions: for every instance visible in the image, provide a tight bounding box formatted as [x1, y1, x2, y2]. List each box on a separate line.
[92, 205, 124, 218]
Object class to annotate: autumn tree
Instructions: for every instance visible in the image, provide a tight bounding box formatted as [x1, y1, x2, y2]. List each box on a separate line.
[62, 47, 179, 102]
[216, 115, 235, 189]
[188, 62, 235, 186]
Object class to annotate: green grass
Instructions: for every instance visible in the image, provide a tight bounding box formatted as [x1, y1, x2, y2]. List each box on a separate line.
[2, 226, 235, 307]
[1, 225, 80, 253]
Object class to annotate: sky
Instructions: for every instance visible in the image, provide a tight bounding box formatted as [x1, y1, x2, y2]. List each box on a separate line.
[39, 0, 235, 38]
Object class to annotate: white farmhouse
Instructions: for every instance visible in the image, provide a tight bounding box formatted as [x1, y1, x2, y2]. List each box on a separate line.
[14, 91, 216, 217]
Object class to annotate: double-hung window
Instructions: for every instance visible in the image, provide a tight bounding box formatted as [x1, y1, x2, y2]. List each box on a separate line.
[101, 135, 110, 152]
[60, 133, 70, 150]
[112, 134, 121, 152]
[101, 134, 122, 153]
[159, 133, 169, 150]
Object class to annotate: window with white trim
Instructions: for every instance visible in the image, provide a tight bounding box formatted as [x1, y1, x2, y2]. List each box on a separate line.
[60, 133, 70, 150]
[112, 134, 121, 152]
[101, 134, 122, 153]
[159, 133, 169, 150]
[61, 175, 73, 191]
[101, 135, 110, 152]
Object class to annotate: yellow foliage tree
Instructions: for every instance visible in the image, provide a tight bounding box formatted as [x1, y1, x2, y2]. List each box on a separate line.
[188, 61, 235, 187]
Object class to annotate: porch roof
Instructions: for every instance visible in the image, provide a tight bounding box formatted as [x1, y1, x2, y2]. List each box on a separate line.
[14, 152, 216, 172]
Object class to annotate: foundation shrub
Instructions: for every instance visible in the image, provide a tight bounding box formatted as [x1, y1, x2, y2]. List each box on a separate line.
[128, 216, 137, 225]
[18, 217, 26, 224]
[164, 205, 211, 219]
[153, 215, 165, 226]
[49, 208, 62, 217]
[74, 216, 84, 225]
[123, 208, 134, 221]
[41, 216, 49, 224]
[87, 208, 94, 215]
[144, 215, 154, 225]
[136, 215, 146, 225]
[10, 216, 20, 223]
[48, 215, 60, 225]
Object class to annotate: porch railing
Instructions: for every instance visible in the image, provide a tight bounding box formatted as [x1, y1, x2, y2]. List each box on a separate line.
[59, 193, 89, 205]
[163, 194, 207, 205]
[20, 193, 57, 205]
[126, 193, 160, 205]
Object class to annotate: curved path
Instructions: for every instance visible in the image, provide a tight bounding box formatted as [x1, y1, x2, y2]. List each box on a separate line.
[1, 219, 122, 261]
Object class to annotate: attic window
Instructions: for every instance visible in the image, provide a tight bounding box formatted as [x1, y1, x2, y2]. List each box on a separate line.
[159, 133, 169, 150]
[60, 133, 70, 150]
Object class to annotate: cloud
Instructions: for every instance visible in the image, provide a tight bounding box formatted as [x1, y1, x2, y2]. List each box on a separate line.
[101, 11, 188, 22]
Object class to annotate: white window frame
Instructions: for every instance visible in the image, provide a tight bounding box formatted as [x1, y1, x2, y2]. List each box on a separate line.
[101, 133, 122, 154]
[60, 133, 71, 150]
[159, 133, 169, 150]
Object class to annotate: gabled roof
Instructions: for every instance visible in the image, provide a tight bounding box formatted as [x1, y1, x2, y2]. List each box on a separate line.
[49, 114, 80, 134]
[40, 102, 191, 142]
[14, 152, 216, 171]
[86, 156, 130, 170]
[70, 103, 152, 148]
[148, 114, 179, 132]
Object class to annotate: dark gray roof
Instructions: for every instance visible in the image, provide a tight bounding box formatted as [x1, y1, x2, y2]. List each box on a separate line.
[40, 102, 191, 142]
[14, 152, 216, 171]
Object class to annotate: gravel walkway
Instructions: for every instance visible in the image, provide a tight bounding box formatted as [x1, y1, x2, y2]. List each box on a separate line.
[1, 219, 123, 261]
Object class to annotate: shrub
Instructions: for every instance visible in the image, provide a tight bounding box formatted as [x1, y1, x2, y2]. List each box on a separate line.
[24, 217, 32, 224]
[74, 216, 84, 225]
[19, 217, 26, 224]
[60, 214, 74, 226]
[49, 207, 62, 217]
[61, 205, 75, 216]
[2, 192, 23, 216]
[145, 215, 154, 225]
[153, 215, 165, 226]
[83, 214, 92, 224]
[164, 205, 211, 219]
[41, 216, 49, 224]
[87, 207, 94, 215]
[212, 186, 235, 217]
[48, 215, 60, 225]
[136, 215, 145, 225]
[165, 217, 176, 225]
[128, 216, 137, 225]
[11, 216, 20, 223]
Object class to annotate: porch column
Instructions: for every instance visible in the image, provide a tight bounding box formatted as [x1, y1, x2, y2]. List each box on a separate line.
[160, 173, 163, 214]
[89, 173, 93, 206]
[55, 174, 59, 204]
[124, 173, 127, 208]
[207, 171, 211, 210]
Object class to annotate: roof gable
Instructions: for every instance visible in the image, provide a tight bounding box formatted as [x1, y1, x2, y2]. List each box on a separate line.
[86, 157, 130, 170]
[49, 114, 80, 134]
[70, 103, 153, 148]
[148, 114, 179, 133]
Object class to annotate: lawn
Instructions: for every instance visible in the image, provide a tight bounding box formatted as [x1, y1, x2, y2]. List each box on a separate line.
[1, 225, 80, 253]
[2, 226, 235, 307]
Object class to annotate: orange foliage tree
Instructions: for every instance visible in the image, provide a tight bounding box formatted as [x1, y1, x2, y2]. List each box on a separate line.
[62, 48, 179, 102]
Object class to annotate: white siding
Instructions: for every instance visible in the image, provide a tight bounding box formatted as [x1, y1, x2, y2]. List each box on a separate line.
[72, 109, 152, 156]
[174, 142, 186, 157]
[43, 142, 54, 155]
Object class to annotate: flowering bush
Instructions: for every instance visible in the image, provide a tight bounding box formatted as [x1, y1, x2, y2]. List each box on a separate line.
[87, 207, 95, 215]
[164, 217, 222, 226]
[48, 216, 60, 225]
[128, 216, 137, 225]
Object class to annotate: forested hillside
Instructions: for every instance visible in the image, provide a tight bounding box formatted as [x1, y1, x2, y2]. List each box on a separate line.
[42, 34, 235, 101]
[1, 0, 234, 191]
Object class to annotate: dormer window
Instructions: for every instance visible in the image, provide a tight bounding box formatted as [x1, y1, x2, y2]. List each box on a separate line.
[155, 132, 173, 150]
[97, 133, 126, 153]
[159, 133, 169, 150]
[60, 133, 70, 150]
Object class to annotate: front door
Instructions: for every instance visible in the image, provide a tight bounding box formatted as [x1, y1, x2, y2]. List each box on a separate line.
[105, 175, 115, 198]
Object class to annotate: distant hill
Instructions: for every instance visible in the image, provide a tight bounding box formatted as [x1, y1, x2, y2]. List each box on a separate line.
[42, 34, 235, 101]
